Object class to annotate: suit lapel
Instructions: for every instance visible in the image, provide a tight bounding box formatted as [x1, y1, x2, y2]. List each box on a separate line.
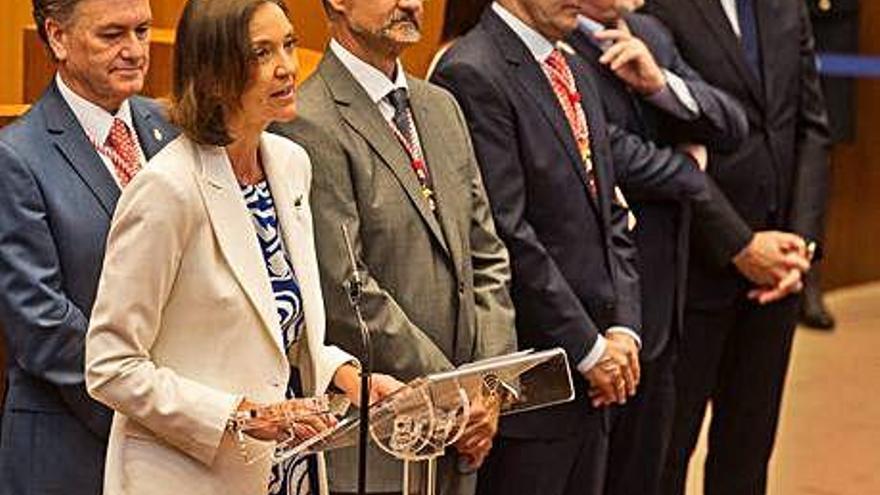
[690, 0, 764, 105]
[319, 53, 451, 257]
[515, 58, 593, 191]
[195, 142, 287, 358]
[42, 83, 120, 216]
[484, 13, 593, 201]
[130, 98, 173, 160]
[409, 81, 465, 273]
[568, 54, 611, 225]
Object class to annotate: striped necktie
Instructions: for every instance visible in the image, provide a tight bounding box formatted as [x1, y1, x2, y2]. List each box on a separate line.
[386, 88, 437, 211]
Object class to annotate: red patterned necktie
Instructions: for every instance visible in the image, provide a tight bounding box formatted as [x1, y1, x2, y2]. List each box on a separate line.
[541, 49, 598, 199]
[105, 118, 141, 187]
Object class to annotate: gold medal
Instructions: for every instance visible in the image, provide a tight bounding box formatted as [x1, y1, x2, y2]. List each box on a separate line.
[818, 0, 832, 12]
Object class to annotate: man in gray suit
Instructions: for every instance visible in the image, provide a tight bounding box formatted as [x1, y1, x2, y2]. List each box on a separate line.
[273, 0, 517, 493]
[0, 0, 176, 493]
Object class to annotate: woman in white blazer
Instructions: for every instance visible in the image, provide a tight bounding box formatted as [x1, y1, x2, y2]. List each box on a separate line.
[85, 1, 400, 494]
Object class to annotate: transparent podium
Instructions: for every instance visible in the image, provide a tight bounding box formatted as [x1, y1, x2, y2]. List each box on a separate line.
[273, 348, 575, 495]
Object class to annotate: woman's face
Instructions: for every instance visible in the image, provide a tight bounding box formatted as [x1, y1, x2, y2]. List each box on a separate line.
[238, 2, 298, 130]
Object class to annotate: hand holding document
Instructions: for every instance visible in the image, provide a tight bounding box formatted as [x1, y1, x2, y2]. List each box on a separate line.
[229, 395, 351, 463]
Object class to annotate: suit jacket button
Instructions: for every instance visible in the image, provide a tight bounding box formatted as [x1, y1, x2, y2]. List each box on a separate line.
[458, 282, 466, 294]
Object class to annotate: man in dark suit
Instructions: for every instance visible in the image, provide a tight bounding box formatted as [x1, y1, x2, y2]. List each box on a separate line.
[431, 0, 717, 492]
[0, 1, 176, 493]
[567, 2, 749, 494]
[798, 0, 858, 330]
[642, 0, 831, 493]
[274, 0, 517, 493]
[808, 0, 859, 144]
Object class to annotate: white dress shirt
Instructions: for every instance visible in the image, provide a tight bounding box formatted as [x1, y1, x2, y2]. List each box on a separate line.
[719, 0, 743, 37]
[56, 73, 146, 188]
[492, 3, 556, 62]
[329, 40, 426, 151]
[492, 2, 641, 374]
[576, 15, 700, 120]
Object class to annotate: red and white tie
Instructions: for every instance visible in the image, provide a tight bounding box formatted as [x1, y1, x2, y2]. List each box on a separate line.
[105, 118, 141, 187]
[541, 49, 598, 199]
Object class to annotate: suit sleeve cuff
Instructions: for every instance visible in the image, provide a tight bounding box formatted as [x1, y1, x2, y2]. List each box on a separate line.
[606, 326, 642, 349]
[576, 334, 607, 374]
[645, 70, 700, 120]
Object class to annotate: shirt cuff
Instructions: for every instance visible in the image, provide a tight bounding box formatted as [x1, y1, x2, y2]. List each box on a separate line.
[606, 326, 642, 349]
[576, 334, 607, 375]
[645, 70, 700, 120]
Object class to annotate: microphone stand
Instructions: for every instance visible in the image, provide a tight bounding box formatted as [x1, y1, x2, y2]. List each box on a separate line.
[342, 225, 371, 495]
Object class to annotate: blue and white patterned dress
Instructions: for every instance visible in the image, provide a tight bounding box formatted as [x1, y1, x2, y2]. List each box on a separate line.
[241, 180, 317, 495]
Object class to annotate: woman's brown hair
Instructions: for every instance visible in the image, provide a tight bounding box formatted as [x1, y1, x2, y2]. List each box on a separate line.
[169, 0, 289, 146]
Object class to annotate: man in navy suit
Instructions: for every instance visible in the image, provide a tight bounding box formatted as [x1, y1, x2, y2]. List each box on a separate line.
[566, 1, 777, 494]
[643, 0, 829, 492]
[0, 1, 176, 493]
[431, 0, 720, 492]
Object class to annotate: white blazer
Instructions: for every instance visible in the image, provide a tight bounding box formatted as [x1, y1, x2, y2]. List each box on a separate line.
[86, 132, 353, 495]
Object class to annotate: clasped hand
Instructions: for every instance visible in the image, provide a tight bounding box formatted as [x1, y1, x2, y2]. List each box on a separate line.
[733, 231, 812, 305]
[586, 333, 641, 408]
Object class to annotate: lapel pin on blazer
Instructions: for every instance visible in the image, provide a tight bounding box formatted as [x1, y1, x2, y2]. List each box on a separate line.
[153, 128, 164, 142]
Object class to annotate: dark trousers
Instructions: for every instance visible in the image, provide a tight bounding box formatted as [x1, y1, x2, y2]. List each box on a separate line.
[662, 295, 799, 495]
[0, 410, 106, 495]
[477, 407, 609, 495]
[605, 338, 677, 495]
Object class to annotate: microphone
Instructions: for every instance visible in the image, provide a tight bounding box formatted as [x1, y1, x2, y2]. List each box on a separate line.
[342, 225, 363, 303]
[341, 225, 371, 495]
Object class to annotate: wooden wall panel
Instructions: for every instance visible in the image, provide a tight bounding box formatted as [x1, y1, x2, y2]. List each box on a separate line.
[0, 105, 29, 129]
[22, 26, 322, 103]
[1, 0, 180, 104]
[823, 3, 880, 289]
[2, 0, 448, 106]
[23, 26, 176, 103]
[151, 0, 185, 29]
[289, 0, 448, 78]
[0, 1, 35, 104]
[290, 0, 330, 52]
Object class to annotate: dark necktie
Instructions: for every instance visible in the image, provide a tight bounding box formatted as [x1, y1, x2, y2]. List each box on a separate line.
[736, 0, 763, 82]
[385, 88, 436, 211]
